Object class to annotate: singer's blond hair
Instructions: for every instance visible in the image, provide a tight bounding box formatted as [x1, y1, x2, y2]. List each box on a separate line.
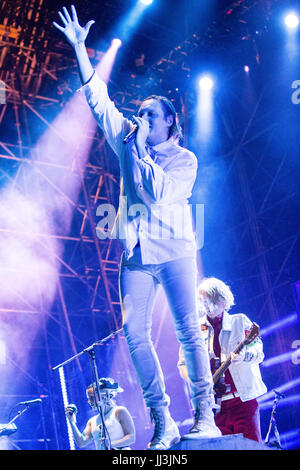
[198, 277, 235, 311]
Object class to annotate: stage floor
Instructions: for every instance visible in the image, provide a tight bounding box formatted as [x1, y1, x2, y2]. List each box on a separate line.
[170, 433, 274, 450]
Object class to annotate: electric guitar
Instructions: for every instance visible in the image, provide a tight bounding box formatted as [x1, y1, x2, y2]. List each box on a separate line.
[212, 322, 260, 408]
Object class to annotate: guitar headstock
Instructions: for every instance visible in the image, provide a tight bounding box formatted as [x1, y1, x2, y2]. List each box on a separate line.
[245, 322, 260, 344]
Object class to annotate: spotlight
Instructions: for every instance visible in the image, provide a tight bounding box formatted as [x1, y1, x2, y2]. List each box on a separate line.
[140, 0, 153, 5]
[111, 38, 122, 48]
[199, 76, 213, 91]
[244, 65, 250, 72]
[285, 13, 299, 29]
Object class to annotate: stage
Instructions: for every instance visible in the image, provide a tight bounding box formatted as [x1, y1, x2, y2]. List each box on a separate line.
[171, 434, 274, 451]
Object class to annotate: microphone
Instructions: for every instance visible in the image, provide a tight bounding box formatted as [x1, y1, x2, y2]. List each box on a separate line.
[66, 404, 77, 415]
[19, 398, 42, 406]
[274, 389, 285, 399]
[123, 125, 138, 144]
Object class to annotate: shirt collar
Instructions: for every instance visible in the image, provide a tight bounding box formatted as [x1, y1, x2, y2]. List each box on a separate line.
[206, 311, 232, 331]
[150, 138, 175, 153]
[208, 312, 223, 328]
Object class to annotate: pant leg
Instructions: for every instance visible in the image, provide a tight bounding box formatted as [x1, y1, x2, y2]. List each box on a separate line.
[214, 409, 234, 436]
[157, 256, 214, 409]
[231, 399, 262, 442]
[119, 255, 170, 408]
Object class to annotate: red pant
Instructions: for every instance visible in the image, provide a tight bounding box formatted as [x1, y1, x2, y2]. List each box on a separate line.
[214, 397, 262, 442]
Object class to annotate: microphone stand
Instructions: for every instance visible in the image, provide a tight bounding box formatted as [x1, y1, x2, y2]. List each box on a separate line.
[52, 328, 123, 450]
[264, 390, 284, 449]
[0, 403, 32, 437]
[88, 347, 110, 450]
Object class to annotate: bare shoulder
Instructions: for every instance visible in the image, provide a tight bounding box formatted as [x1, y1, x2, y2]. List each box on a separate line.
[115, 406, 130, 418]
[115, 406, 135, 425]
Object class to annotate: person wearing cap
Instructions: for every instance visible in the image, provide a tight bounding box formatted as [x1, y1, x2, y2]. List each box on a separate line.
[178, 277, 267, 442]
[65, 377, 136, 450]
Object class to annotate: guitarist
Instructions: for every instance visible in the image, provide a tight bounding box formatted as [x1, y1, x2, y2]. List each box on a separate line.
[178, 277, 267, 442]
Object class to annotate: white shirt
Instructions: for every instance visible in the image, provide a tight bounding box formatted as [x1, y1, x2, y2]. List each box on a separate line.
[178, 311, 268, 402]
[80, 72, 198, 264]
[90, 406, 130, 450]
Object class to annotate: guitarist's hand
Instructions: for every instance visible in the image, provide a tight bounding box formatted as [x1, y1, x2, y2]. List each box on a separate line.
[214, 381, 227, 398]
[230, 351, 245, 363]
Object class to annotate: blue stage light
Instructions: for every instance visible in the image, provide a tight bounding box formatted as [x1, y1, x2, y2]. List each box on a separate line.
[260, 312, 298, 337]
[199, 75, 213, 91]
[285, 13, 299, 29]
[140, 0, 153, 5]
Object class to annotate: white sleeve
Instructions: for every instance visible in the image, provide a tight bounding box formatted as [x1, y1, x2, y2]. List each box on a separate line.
[78, 71, 131, 158]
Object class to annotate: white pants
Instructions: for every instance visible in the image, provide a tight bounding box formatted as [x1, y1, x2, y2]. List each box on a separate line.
[119, 246, 214, 409]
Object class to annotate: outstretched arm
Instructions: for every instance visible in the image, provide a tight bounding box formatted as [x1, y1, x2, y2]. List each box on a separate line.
[53, 5, 94, 84]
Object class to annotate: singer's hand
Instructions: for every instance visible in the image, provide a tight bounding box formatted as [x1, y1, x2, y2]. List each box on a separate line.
[132, 115, 150, 157]
[65, 404, 77, 423]
[53, 5, 95, 48]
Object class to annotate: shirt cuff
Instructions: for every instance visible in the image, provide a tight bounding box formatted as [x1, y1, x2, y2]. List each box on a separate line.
[76, 70, 96, 93]
[76, 70, 109, 111]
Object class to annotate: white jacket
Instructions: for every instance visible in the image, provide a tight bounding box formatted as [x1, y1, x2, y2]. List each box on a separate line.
[178, 311, 267, 402]
[204, 311, 267, 402]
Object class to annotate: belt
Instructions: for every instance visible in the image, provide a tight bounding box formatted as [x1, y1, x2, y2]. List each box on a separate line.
[221, 392, 240, 401]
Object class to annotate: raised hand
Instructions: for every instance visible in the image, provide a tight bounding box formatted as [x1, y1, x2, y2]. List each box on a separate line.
[53, 5, 95, 48]
[65, 404, 77, 423]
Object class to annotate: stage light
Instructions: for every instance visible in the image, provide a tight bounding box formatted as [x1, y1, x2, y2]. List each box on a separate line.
[59, 366, 76, 450]
[95, 39, 123, 83]
[195, 74, 215, 148]
[244, 65, 250, 72]
[259, 393, 300, 411]
[285, 13, 299, 29]
[199, 76, 213, 91]
[114, 0, 153, 43]
[258, 376, 300, 403]
[111, 38, 122, 48]
[261, 350, 296, 368]
[260, 312, 298, 337]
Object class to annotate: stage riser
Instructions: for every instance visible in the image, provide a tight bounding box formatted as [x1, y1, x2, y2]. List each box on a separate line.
[170, 434, 273, 450]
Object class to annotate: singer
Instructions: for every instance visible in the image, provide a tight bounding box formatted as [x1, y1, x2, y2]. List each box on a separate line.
[54, 5, 221, 450]
[65, 378, 135, 450]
